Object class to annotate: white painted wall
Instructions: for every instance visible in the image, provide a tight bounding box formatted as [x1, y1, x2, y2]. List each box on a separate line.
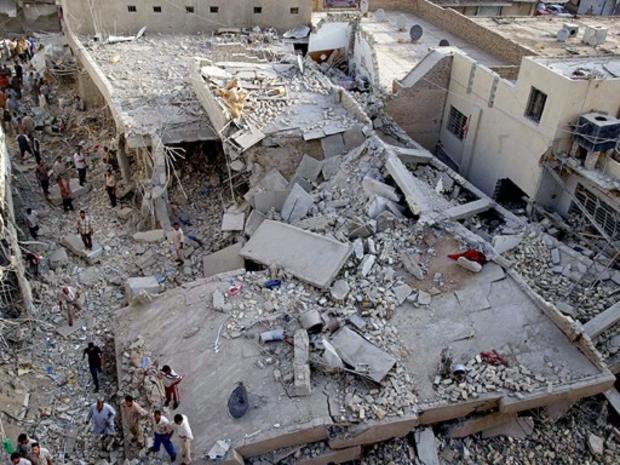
[308, 22, 351, 53]
[352, 29, 376, 84]
[439, 52, 620, 204]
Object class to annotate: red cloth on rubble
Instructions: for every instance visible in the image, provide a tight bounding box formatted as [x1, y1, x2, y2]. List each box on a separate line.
[447, 249, 487, 265]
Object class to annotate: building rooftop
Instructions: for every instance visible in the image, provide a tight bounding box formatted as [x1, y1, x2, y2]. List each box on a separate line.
[472, 16, 620, 58]
[533, 56, 620, 79]
[77, 34, 217, 146]
[357, 10, 506, 90]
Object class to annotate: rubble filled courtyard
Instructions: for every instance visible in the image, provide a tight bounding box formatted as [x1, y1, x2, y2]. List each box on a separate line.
[1, 2, 619, 465]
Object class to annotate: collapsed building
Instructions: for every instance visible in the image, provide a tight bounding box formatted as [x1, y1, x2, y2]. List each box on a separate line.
[2, 0, 618, 464]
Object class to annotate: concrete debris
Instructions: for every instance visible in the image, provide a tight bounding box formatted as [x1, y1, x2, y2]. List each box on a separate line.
[245, 209, 266, 237]
[414, 427, 440, 465]
[221, 212, 245, 232]
[480, 416, 535, 439]
[362, 176, 400, 202]
[492, 234, 523, 255]
[48, 247, 69, 269]
[393, 284, 413, 305]
[281, 183, 314, 224]
[456, 256, 483, 273]
[330, 279, 350, 302]
[295, 154, 323, 183]
[293, 329, 312, 397]
[125, 276, 164, 305]
[587, 433, 604, 455]
[203, 242, 245, 277]
[443, 198, 494, 221]
[401, 250, 425, 280]
[132, 229, 165, 243]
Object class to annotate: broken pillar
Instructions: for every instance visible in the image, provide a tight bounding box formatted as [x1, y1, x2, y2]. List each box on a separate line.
[293, 329, 312, 397]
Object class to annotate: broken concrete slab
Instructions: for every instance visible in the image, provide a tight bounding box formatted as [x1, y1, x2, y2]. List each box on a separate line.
[393, 284, 413, 305]
[60, 234, 103, 264]
[443, 198, 494, 221]
[78, 268, 99, 286]
[293, 329, 312, 397]
[362, 176, 400, 202]
[329, 327, 396, 383]
[401, 251, 425, 280]
[240, 220, 352, 289]
[221, 212, 245, 232]
[132, 229, 165, 243]
[342, 126, 366, 151]
[56, 320, 83, 338]
[281, 184, 314, 224]
[203, 243, 245, 278]
[49, 178, 91, 206]
[330, 279, 350, 302]
[583, 302, 620, 339]
[481, 416, 534, 439]
[414, 427, 440, 465]
[295, 154, 323, 183]
[253, 190, 287, 214]
[359, 255, 376, 277]
[365, 195, 404, 219]
[492, 234, 523, 255]
[604, 388, 620, 416]
[244, 209, 266, 237]
[48, 247, 69, 270]
[390, 145, 434, 165]
[125, 276, 164, 304]
[321, 155, 342, 180]
[244, 168, 289, 206]
[320, 133, 345, 158]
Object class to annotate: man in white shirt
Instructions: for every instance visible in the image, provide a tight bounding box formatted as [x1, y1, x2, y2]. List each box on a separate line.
[58, 286, 81, 327]
[25, 208, 39, 239]
[171, 222, 185, 264]
[86, 399, 116, 438]
[73, 145, 87, 186]
[28, 443, 53, 465]
[173, 414, 193, 465]
[10, 452, 31, 465]
[149, 410, 176, 462]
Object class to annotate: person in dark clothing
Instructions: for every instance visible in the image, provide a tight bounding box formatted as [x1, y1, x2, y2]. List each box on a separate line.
[16, 133, 32, 159]
[35, 159, 50, 198]
[14, 61, 23, 82]
[83, 342, 103, 392]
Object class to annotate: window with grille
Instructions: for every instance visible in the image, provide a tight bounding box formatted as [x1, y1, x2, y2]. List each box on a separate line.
[186, 6, 194, 13]
[571, 183, 619, 238]
[254, 6, 262, 13]
[210, 6, 219, 13]
[447, 106, 467, 140]
[525, 87, 547, 123]
[153, 6, 162, 12]
[127, 5, 137, 12]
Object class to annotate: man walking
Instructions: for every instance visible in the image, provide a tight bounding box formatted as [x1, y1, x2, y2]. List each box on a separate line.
[83, 342, 103, 392]
[73, 145, 87, 186]
[77, 210, 93, 250]
[58, 285, 81, 327]
[171, 223, 185, 265]
[24, 208, 39, 239]
[16, 132, 32, 159]
[35, 159, 50, 199]
[174, 414, 193, 465]
[86, 399, 116, 444]
[160, 365, 183, 409]
[58, 177, 73, 212]
[28, 443, 53, 465]
[104, 167, 117, 207]
[121, 395, 147, 448]
[52, 156, 66, 181]
[28, 134, 40, 162]
[149, 410, 176, 462]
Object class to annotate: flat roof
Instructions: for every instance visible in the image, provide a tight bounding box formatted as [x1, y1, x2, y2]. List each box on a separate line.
[533, 56, 620, 79]
[79, 34, 217, 145]
[358, 10, 506, 89]
[472, 16, 620, 58]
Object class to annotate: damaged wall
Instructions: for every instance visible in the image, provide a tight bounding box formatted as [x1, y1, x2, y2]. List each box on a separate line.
[61, 0, 311, 35]
[387, 49, 453, 151]
[1, 0, 60, 33]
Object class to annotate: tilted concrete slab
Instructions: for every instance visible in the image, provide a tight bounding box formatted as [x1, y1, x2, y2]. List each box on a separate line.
[443, 198, 494, 221]
[203, 243, 245, 278]
[240, 220, 352, 289]
[389, 145, 434, 165]
[125, 276, 163, 305]
[583, 302, 620, 339]
[60, 234, 103, 264]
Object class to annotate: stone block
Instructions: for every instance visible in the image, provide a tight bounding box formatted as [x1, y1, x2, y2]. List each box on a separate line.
[203, 243, 245, 278]
[457, 256, 482, 273]
[60, 234, 103, 264]
[330, 279, 350, 302]
[414, 427, 440, 465]
[401, 251, 424, 280]
[133, 229, 165, 243]
[125, 276, 163, 304]
[492, 234, 522, 255]
[321, 134, 345, 158]
[293, 329, 311, 397]
[444, 198, 493, 221]
[295, 154, 323, 183]
[48, 247, 69, 270]
[281, 183, 314, 224]
[244, 210, 265, 237]
[362, 176, 400, 202]
[221, 212, 245, 232]
[342, 126, 365, 151]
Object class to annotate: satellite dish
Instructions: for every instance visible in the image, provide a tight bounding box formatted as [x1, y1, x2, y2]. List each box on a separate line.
[439, 39, 450, 47]
[360, 0, 369, 15]
[556, 28, 570, 42]
[396, 14, 407, 31]
[410, 24, 423, 42]
[375, 8, 386, 22]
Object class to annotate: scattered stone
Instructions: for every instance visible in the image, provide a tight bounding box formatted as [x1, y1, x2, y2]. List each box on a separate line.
[330, 279, 350, 301]
[132, 229, 165, 243]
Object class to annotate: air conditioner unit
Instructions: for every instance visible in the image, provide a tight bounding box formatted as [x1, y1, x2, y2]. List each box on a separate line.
[582, 26, 608, 46]
[575, 112, 620, 152]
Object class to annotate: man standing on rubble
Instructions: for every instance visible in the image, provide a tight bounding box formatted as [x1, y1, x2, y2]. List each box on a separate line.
[121, 395, 147, 448]
[77, 210, 93, 250]
[173, 414, 193, 465]
[73, 144, 87, 186]
[35, 159, 50, 199]
[149, 410, 176, 462]
[83, 341, 103, 392]
[25, 208, 39, 239]
[58, 176, 74, 212]
[160, 365, 183, 409]
[16, 131, 32, 159]
[58, 285, 81, 326]
[171, 222, 185, 265]
[86, 399, 116, 443]
[104, 166, 117, 207]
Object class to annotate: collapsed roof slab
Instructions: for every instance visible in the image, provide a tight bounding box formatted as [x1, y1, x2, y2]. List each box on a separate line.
[240, 220, 352, 289]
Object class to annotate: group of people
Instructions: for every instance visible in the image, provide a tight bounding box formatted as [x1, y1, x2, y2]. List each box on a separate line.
[9, 433, 53, 465]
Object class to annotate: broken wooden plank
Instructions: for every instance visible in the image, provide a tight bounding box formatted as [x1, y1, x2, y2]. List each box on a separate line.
[583, 302, 620, 339]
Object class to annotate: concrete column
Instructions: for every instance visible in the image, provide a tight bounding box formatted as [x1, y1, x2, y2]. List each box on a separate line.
[116, 140, 131, 184]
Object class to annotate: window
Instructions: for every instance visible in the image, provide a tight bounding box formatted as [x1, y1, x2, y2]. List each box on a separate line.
[525, 87, 547, 123]
[572, 183, 619, 237]
[447, 106, 468, 140]
[127, 5, 137, 12]
[254, 6, 262, 13]
[210, 6, 219, 13]
[290, 7, 300, 14]
[186, 6, 195, 13]
[153, 6, 162, 12]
